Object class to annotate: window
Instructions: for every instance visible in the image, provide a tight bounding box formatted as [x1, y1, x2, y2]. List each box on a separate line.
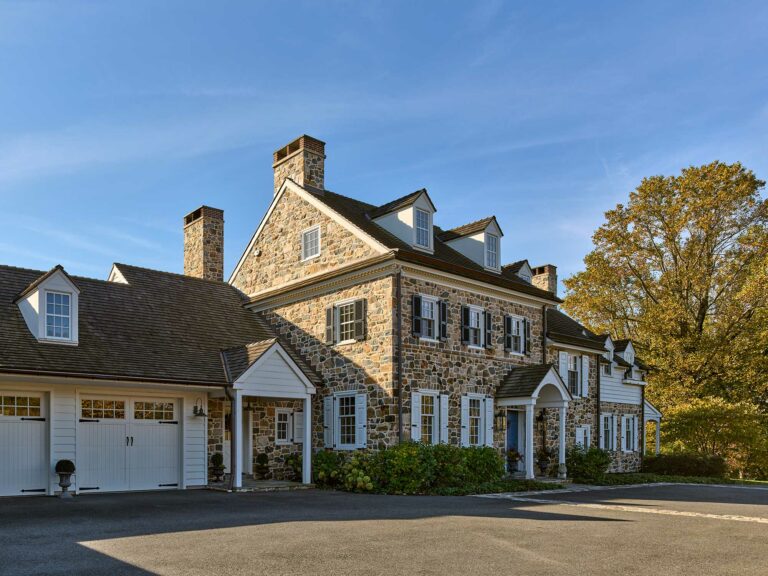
[1, 395, 42, 418]
[623, 415, 637, 452]
[134, 401, 174, 420]
[275, 409, 292, 445]
[602, 361, 612, 376]
[468, 397, 482, 446]
[326, 300, 367, 345]
[485, 234, 499, 269]
[337, 302, 355, 343]
[519, 272, 531, 283]
[45, 291, 71, 340]
[568, 355, 580, 396]
[337, 395, 357, 447]
[414, 208, 431, 248]
[421, 297, 437, 339]
[505, 315, 525, 354]
[576, 425, 591, 448]
[81, 399, 125, 420]
[420, 394, 436, 444]
[468, 307, 483, 347]
[301, 226, 321, 260]
[601, 414, 615, 450]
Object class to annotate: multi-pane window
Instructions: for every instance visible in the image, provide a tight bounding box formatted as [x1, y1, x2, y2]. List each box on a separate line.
[134, 401, 174, 420]
[468, 308, 483, 347]
[568, 355, 580, 396]
[624, 416, 636, 452]
[420, 394, 436, 445]
[508, 316, 523, 353]
[601, 415, 615, 450]
[81, 399, 125, 420]
[485, 234, 499, 269]
[602, 362, 612, 376]
[45, 292, 71, 339]
[337, 303, 356, 343]
[301, 226, 320, 260]
[415, 208, 431, 248]
[337, 395, 357, 447]
[1, 395, 41, 417]
[468, 397, 482, 446]
[576, 425, 591, 448]
[421, 298, 437, 339]
[276, 410, 291, 444]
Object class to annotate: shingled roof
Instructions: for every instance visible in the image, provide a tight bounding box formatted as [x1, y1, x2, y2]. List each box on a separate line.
[298, 182, 560, 303]
[0, 263, 316, 386]
[496, 363, 559, 398]
[546, 308, 607, 352]
[437, 216, 501, 242]
[221, 338, 321, 385]
[367, 188, 434, 219]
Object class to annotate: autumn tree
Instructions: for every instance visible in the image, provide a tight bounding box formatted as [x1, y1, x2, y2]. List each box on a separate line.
[563, 162, 768, 411]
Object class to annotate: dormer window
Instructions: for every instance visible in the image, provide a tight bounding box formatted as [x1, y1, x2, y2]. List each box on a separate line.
[485, 234, 499, 270]
[415, 208, 431, 249]
[45, 291, 71, 340]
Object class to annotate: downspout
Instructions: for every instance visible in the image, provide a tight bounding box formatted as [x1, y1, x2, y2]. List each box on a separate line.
[595, 352, 601, 448]
[220, 351, 237, 492]
[541, 305, 548, 364]
[396, 270, 404, 443]
[641, 384, 646, 464]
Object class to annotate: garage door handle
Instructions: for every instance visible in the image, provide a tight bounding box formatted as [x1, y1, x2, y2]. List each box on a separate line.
[131, 436, 134, 446]
[21, 417, 46, 422]
[80, 419, 100, 423]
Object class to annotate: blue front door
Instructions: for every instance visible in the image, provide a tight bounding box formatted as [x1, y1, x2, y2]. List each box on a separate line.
[507, 411, 519, 452]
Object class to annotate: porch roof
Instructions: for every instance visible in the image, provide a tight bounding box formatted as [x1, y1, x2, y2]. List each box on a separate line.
[497, 363, 558, 398]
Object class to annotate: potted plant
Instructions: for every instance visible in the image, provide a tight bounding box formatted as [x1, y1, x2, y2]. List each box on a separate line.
[285, 453, 303, 481]
[506, 449, 522, 471]
[210, 452, 225, 482]
[536, 448, 552, 477]
[254, 453, 270, 479]
[55, 459, 75, 499]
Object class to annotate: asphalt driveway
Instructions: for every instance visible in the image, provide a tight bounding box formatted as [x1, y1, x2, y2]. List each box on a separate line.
[0, 484, 766, 576]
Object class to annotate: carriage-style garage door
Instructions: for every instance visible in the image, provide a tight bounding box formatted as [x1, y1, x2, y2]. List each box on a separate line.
[0, 392, 48, 497]
[78, 396, 180, 493]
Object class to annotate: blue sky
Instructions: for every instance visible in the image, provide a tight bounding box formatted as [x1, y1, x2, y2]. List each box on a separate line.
[1, 1, 766, 286]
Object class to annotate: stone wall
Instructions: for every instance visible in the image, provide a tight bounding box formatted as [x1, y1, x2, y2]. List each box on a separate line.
[273, 135, 325, 193]
[262, 275, 398, 450]
[600, 401, 643, 472]
[183, 206, 224, 281]
[231, 188, 378, 297]
[249, 398, 305, 481]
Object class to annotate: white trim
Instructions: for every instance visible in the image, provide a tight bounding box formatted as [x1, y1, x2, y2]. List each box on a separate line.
[467, 305, 485, 349]
[275, 408, 293, 445]
[547, 340, 606, 355]
[505, 314, 526, 355]
[413, 207, 433, 251]
[331, 391, 363, 451]
[484, 232, 500, 272]
[229, 179, 389, 284]
[575, 424, 591, 448]
[333, 299, 357, 346]
[300, 225, 322, 262]
[233, 343, 317, 396]
[417, 294, 440, 342]
[414, 388, 441, 445]
[496, 365, 571, 407]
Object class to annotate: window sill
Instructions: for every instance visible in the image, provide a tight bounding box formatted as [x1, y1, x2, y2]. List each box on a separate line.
[419, 336, 439, 343]
[300, 254, 321, 263]
[38, 337, 78, 346]
[411, 244, 434, 254]
[275, 440, 292, 446]
[506, 351, 525, 357]
[334, 339, 356, 347]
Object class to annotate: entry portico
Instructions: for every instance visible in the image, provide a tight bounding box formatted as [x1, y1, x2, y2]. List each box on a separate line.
[496, 364, 571, 479]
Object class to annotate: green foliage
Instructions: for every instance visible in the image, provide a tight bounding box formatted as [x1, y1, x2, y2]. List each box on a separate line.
[642, 453, 727, 477]
[461, 446, 506, 485]
[372, 442, 436, 494]
[566, 445, 611, 483]
[313, 450, 345, 487]
[285, 453, 302, 481]
[55, 459, 76, 475]
[254, 452, 270, 478]
[210, 452, 224, 468]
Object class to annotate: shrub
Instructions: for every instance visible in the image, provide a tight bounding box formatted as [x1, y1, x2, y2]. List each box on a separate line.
[285, 453, 302, 481]
[313, 450, 346, 487]
[373, 442, 437, 494]
[210, 453, 224, 467]
[461, 446, 506, 485]
[566, 445, 611, 483]
[55, 459, 76, 475]
[642, 453, 727, 477]
[431, 443, 469, 487]
[340, 453, 376, 492]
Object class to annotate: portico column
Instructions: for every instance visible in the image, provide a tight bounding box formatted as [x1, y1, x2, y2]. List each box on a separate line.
[525, 404, 535, 480]
[558, 404, 567, 479]
[233, 390, 243, 489]
[302, 395, 312, 484]
[655, 421, 661, 455]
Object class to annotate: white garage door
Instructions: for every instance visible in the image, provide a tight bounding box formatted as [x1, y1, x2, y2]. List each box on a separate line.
[0, 392, 48, 497]
[78, 397, 180, 493]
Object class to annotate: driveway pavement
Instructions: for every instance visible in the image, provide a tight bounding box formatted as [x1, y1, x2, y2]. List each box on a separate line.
[0, 484, 766, 576]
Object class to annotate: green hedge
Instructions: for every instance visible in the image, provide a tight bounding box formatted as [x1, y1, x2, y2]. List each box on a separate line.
[313, 443, 505, 495]
[565, 445, 611, 483]
[642, 453, 727, 477]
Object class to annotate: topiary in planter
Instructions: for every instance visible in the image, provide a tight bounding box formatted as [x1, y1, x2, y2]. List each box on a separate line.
[55, 459, 76, 499]
[254, 453, 270, 479]
[210, 452, 225, 482]
[55, 459, 76, 475]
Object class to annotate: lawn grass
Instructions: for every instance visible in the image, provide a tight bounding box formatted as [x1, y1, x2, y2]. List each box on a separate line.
[433, 478, 559, 496]
[585, 473, 768, 486]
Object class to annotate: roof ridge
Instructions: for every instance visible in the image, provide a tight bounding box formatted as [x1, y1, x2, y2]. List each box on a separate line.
[114, 262, 232, 286]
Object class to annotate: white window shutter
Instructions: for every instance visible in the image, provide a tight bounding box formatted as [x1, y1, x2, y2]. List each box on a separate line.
[460, 395, 470, 447]
[411, 391, 422, 442]
[581, 355, 590, 397]
[633, 416, 639, 451]
[621, 416, 627, 452]
[613, 415, 619, 451]
[599, 415, 606, 449]
[293, 411, 304, 444]
[355, 393, 367, 449]
[558, 351, 568, 382]
[439, 394, 450, 444]
[575, 426, 584, 447]
[484, 396, 494, 447]
[323, 396, 333, 448]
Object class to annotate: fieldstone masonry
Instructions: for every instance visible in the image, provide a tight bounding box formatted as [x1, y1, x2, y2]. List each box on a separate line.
[183, 206, 224, 281]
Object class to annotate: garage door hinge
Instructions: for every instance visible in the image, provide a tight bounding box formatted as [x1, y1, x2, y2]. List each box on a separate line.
[159, 421, 179, 424]
[79, 487, 100, 491]
[21, 488, 45, 493]
[79, 419, 100, 423]
[159, 483, 179, 487]
[21, 417, 46, 422]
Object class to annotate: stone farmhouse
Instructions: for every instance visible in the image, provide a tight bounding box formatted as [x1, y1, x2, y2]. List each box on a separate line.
[0, 135, 661, 497]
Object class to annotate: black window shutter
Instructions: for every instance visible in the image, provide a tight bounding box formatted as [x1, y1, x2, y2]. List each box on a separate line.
[412, 295, 422, 337]
[354, 299, 367, 341]
[461, 306, 470, 344]
[504, 316, 512, 351]
[325, 307, 335, 344]
[439, 300, 448, 341]
[524, 318, 531, 355]
[484, 311, 493, 349]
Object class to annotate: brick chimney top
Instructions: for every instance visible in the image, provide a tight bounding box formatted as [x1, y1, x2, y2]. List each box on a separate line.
[532, 264, 557, 296]
[272, 135, 326, 194]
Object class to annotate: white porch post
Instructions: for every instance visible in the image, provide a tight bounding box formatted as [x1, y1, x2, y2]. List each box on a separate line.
[302, 395, 312, 484]
[558, 404, 567, 479]
[233, 390, 243, 489]
[525, 404, 535, 480]
[655, 421, 661, 455]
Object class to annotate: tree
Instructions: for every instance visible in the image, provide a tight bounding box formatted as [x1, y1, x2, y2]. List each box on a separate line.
[563, 161, 768, 410]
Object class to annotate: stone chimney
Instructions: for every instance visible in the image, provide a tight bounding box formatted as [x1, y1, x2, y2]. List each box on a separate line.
[183, 206, 224, 281]
[532, 264, 557, 296]
[272, 134, 325, 195]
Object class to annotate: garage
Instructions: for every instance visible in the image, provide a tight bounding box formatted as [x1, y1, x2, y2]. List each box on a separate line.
[0, 391, 48, 497]
[77, 396, 181, 493]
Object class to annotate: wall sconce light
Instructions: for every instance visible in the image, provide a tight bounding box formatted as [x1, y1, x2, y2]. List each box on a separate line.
[495, 410, 507, 432]
[193, 398, 207, 417]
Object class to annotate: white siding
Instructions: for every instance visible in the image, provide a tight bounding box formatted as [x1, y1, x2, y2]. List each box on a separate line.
[600, 373, 642, 404]
[234, 349, 310, 398]
[181, 392, 207, 488]
[51, 386, 77, 492]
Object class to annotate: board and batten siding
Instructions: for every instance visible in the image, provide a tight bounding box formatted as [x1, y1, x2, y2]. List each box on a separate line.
[600, 373, 642, 405]
[234, 350, 311, 398]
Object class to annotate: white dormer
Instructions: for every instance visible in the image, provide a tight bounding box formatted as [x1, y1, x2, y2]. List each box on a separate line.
[15, 265, 80, 345]
[440, 216, 503, 273]
[517, 261, 533, 283]
[617, 341, 635, 365]
[371, 189, 436, 254]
